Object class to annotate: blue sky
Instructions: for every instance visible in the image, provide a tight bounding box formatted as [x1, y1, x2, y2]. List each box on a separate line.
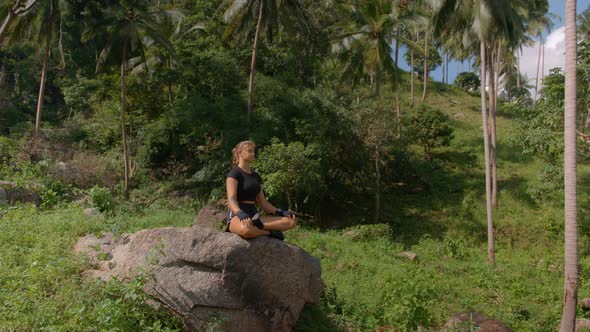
[397, 0, 590, 84]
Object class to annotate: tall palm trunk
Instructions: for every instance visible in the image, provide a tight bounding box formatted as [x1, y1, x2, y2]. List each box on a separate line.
[167, 58, 173, 106]
[516, 51, 520, 89]
[394, 27, 400, 66]
[0, 0, 40, 44]
[421, 32, 428, 103]
[375, 70, 381, 97]
[35, 3, 54, 140]
[488, 43, 498, 209]
[540, 40, 545, 91]
[121, 40, 131, 199]
[559, 0, 578, 329]
[480, 40, 494, 264]
[247, 0, 265, 114]
[395, 88, 401, 138]
[374, 144, 380, 224]
[0, 10, 16, 44]
[0, 62, 5, 86]
[534, 34, 543, 101]
[445, 52, 449, 84]
[410, 48, 414, 107]
[441, 50, 447, 84]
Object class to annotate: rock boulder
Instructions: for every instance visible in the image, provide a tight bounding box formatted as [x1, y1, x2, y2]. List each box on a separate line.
[0, 181, 41, 205]
[192, 205, 226, 229]
[75, 226, 323, 332]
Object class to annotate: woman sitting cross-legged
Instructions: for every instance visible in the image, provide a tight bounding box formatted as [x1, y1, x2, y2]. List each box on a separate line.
[225, 140, 296, 240]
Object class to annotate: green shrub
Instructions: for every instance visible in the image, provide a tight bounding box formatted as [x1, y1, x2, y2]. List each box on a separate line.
[454, 72, 480, 93]
[405, 106, 454, 160]
[381, 269, 435, 331]
[89, 186, 115, 214]
[254, 138, 325, 212]
[0, 136, 16, 164]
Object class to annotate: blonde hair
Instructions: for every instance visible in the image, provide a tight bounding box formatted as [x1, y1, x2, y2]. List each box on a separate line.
[231, 140, 255, 167]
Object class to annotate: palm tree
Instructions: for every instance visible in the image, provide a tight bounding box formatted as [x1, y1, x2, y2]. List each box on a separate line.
[128, 15, 203, 106]
[578, 6, 590, 41]
[0, 0, 64, 141]
[0, 0, 39, 44]
[333, 0, 425, 97]
[529, 12, 553, 102]
[96, 1, 175, 199]
[559, 0, 578, 329]
[221, 0, 307, 114]
[433, 0, 525, 263]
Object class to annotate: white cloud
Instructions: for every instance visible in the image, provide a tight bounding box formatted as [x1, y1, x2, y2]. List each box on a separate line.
[518, 26, 566, 91]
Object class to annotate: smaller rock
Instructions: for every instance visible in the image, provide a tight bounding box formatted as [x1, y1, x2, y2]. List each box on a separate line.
[84, 208, 105, 218]
[57, 161, 68, 171]
[0, 187, 7, 206]
[342, 229, 362, 241]
[577, 318, 590, 331]
[445, 312, 512, 332]
[454, 112, 466, 119]
[396, 251, 418, 262]
[192, 205, 226, 229]
[581, 298, 590, 310]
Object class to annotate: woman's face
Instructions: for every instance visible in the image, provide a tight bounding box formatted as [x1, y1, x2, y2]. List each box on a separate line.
[240, 145, 256, 162]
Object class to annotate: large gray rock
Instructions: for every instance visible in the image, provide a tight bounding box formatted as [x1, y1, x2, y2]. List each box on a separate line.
[75, 226, 323, 332]
[578, 318, 590, 331]
[0, 181, 41, 205]
[0, 187, 7, 206]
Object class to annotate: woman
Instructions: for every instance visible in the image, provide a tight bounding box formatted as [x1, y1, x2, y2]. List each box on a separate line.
[226, 140, 296, 240]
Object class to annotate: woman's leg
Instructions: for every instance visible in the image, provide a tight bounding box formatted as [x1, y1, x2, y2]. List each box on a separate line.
[227, 216, 270, 239]
[260, 216, 297, 231]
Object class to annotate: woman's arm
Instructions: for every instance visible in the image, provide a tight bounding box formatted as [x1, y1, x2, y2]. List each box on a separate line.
[226, 178, 242, 214]
[256, 190, 278, 215]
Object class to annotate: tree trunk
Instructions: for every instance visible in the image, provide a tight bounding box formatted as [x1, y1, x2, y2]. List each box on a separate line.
[167, 59, 173, 106]
[559, 0, 578, 329]
[441, 50, 447, 84]
[121, 40, 131, 200]
[489, 43, 498, 209]
[34, 3, 54, 140]
[0, 62, 5, 86]
[410, 48, 414, 107]
[0, 0, 40, 44]
[375, 70, 381, 97]
[395, 89, 401, 138]
[374, 144, 380, 224]
[0, 11, 16, 45]
[541, 40, 545, 91]
[394, 27, 400, 66]
[495, 43, 501, 99]
[446, 52, 449, 84]
[516, 51, 520, 89]
[421, 32, 428, 103]
[480, 40, 495, 264]
[247, 0, 265, 114]
[535, 35, 543, 102]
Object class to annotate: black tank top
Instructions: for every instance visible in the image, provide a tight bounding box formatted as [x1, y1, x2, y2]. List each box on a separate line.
[227, 167, 262, 201]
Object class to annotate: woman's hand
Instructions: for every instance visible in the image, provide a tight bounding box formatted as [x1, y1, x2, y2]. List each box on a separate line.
[237, 210, 252, 227]
[276, 208, 296, 219]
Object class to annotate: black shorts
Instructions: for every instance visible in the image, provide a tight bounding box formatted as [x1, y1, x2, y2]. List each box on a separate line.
[226, 203, 258, 223]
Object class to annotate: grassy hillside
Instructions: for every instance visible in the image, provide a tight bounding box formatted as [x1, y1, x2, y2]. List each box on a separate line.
[0, 80, 588, 331]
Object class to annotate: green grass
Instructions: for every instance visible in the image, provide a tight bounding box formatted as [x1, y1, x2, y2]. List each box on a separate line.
[0, 204, 192, 331]
[1, 79, 589, 331]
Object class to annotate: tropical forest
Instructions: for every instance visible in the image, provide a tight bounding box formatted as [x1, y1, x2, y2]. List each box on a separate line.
[0, 0, 589, 331]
